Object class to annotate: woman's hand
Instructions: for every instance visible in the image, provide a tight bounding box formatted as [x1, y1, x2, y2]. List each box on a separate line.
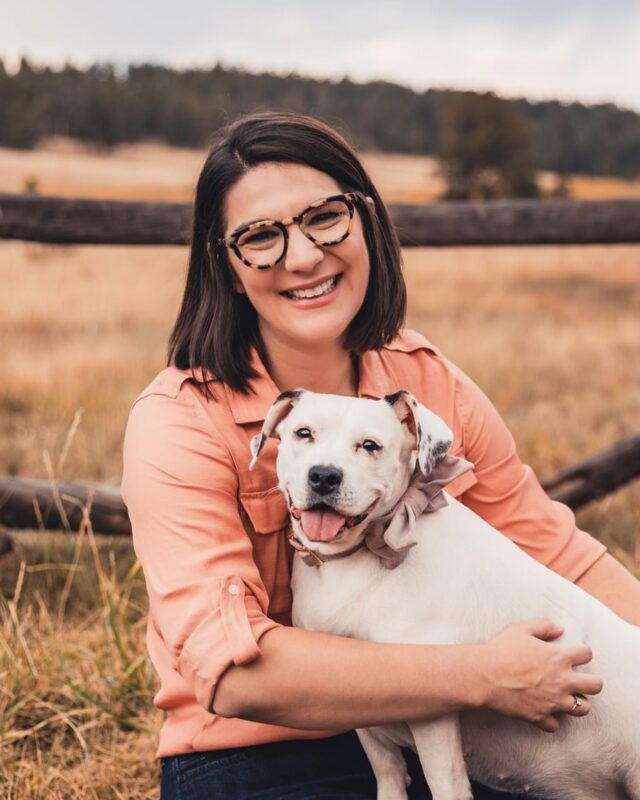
[479, 619, 603, 733]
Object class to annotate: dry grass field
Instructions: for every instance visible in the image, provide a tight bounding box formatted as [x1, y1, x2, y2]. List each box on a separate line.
[3, 138, 640, 202]
[1, 142, 639, 798]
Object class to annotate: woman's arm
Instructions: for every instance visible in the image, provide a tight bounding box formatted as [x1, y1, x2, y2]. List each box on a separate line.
[576, 553, 640, 625]
[215, 619, 602, 734]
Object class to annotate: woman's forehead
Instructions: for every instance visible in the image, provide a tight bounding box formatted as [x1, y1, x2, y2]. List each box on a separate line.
[224, 162, 342, 230]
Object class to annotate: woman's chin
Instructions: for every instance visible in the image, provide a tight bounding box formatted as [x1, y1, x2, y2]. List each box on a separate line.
[290, 320, 353, 348]
[262, 313, 355, 350]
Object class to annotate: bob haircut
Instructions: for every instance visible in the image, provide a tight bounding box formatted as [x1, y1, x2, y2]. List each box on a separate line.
[168, 111, 407, 395]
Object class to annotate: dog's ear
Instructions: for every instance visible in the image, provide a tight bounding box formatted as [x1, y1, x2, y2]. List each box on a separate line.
[384, 390, 453, 475]
[249, 390, 303, 470]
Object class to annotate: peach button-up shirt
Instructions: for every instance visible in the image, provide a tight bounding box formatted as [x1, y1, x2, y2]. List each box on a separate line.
[121, 329, 606, 758]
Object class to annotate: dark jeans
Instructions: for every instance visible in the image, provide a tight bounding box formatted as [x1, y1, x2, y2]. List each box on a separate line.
[160, 730, 545, 799]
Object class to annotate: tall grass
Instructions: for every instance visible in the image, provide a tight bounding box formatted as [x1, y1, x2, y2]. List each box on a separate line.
[0, 418, 159, 799]
[0, 522, 160, 799]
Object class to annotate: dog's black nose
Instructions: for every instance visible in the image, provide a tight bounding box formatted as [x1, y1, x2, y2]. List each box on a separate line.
[308, 465, 343, 496]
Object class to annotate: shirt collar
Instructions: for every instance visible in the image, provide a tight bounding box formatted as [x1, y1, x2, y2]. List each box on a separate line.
[357, 348, 393, 401]
[221, 348, 394, 426]
[222, 349, 282, 425]
[220, 332, 440, 425]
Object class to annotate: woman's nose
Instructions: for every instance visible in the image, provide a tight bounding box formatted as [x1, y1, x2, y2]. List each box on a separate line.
[282, 224, 324, 272]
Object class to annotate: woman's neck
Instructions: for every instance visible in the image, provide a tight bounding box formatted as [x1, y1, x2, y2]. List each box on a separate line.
[260, 334, 358, 397]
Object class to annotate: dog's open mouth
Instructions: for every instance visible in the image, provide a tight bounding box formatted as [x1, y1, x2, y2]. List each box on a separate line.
[289, 501, 369, 542]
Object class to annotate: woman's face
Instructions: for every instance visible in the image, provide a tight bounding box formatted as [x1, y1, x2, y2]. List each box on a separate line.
[223, 162, 371, 353]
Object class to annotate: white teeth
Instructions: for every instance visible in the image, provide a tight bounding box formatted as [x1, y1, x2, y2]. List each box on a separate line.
[286, 276, 337, 300]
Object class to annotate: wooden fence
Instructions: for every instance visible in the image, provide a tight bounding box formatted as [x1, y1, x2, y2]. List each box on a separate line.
[1, 436, 639, 540]
[2, 193, 640, 246]
[1, 191, 639, 545]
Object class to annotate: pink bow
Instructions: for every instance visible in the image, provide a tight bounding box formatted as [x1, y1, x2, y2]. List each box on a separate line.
[364, 454, 474, 569]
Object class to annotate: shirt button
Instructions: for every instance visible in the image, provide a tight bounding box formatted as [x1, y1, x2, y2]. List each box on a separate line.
[228, 583, 239, 595]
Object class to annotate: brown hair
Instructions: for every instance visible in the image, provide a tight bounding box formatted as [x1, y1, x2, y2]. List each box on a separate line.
[168, 111, 406, 395]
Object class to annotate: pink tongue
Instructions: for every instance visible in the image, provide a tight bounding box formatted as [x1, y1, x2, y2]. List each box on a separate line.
[300, 508, 347, 541]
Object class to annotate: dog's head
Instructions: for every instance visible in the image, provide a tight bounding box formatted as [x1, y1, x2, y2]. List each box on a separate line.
[250, 390, 453, 555]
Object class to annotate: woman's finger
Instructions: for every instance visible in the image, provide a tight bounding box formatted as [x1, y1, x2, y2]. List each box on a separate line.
[535, 715, 560, 733]
[571, 672, 604, 696]
[566, 644, 594, 667]
[563, 693, 590, 717]
[520, 618, 565, 641]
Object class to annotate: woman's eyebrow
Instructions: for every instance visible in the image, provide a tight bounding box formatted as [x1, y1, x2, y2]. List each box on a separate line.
[228, 214, 278, 236]
[229, 195, 330, 234]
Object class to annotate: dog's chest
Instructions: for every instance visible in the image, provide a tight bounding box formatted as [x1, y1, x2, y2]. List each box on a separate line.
[289, 547, 446, 644]
[290, 552, 392, 638]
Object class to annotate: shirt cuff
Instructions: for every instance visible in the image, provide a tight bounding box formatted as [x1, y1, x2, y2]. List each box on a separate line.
[546, 526, 607, 583]
[177, 575, 281, 712]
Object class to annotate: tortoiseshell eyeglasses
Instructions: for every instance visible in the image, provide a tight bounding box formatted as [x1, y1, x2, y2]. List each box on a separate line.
[216, 192, 361, 270]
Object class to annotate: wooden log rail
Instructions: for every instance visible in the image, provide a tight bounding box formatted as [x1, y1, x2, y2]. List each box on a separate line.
[0, 480, 129, 536]
[0, 436, 638, 539]
[541, 434, 640, 510]
[2, 193, 640, 246]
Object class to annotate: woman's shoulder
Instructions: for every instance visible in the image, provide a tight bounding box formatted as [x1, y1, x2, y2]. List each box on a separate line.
[122, 366, 242, 494]
[381, 329, 470, 385]
[125, 365, 234, 442]
[373, 329, 476, 431]
[379, 329, 456, 381]
[383, 328, 444, 358]
[131, 366, 216, 405]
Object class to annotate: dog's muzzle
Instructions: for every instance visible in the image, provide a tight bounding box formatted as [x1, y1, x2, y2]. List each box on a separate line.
[289, 499, 370, 543]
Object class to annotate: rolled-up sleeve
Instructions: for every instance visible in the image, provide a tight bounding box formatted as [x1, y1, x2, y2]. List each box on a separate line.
[121, 387, 280, 712]
[451, 363, 606, 582]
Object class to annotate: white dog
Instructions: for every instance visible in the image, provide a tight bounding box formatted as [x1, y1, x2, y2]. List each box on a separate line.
[250, 389, 640, 800]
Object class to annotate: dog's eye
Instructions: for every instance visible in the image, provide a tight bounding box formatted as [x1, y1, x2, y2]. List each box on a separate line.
[294, 427, 312, 440]
[362, 439, 381, 453]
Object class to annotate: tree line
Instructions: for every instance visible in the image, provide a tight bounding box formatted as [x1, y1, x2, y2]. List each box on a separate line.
[1, 58, 639, 181]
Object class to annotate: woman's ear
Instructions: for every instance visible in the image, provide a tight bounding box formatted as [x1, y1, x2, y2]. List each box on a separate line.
[365, 195, 375, 212]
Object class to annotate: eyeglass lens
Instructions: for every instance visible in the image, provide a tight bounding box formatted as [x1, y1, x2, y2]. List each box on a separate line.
[235, 197, 352, 268]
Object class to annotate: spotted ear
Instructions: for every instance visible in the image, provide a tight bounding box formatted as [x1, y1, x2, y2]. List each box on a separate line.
[249, 390, 303, 470]
[384, 390, 453, 475]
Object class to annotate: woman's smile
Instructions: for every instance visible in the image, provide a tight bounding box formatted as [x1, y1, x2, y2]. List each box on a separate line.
[280, 273, 343, 303]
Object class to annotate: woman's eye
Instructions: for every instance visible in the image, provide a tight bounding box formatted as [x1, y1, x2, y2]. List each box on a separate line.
[306, 210, 341, 227]
[294, 427, 312, 440]
[237, 227, 280, 249]
[362, 440, 381, 453]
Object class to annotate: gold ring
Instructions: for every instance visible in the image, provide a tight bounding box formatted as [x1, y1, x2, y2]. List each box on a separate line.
[569, 695, 583, 713]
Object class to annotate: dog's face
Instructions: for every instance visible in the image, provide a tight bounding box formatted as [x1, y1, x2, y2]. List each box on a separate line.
[251, 390, 453, 555]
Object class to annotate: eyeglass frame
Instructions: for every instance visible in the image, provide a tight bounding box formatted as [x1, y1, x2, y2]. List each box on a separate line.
[215, 192, 362, 270]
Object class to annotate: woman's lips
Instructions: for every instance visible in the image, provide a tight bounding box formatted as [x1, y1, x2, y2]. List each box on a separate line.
[279, 274, 342, 307]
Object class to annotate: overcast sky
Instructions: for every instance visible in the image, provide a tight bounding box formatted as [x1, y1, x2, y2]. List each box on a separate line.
[2, 0, 639, 112]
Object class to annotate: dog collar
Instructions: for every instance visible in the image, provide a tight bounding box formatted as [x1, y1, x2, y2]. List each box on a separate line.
[288, 454, 474, 570]
[287, 530, 367, 567]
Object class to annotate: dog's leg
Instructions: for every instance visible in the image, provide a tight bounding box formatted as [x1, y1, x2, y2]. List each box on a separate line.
[357, 727, 411, 800]
[410, 715, 472, 800]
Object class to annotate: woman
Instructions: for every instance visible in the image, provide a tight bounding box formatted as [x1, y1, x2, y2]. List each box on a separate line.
[122, 112, 640, 800]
